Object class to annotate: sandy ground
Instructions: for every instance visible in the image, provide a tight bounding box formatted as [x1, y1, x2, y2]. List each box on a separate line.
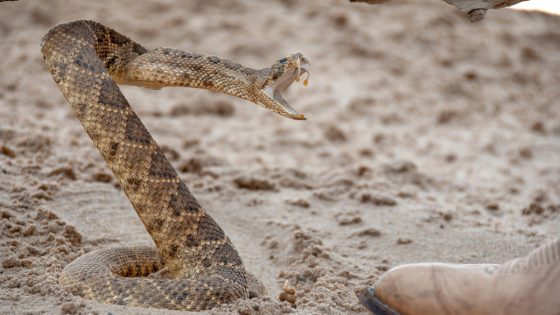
[0, 0, 559, 314]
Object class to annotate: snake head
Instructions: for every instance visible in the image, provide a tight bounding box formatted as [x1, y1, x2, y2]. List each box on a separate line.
[257, 53, 310, 120]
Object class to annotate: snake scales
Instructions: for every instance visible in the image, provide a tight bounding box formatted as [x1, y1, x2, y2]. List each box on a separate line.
[40, 20, 309, 311]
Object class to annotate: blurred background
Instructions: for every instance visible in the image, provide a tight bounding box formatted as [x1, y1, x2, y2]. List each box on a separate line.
[512, 0, 560, 15]
[0, 1, 558, 314]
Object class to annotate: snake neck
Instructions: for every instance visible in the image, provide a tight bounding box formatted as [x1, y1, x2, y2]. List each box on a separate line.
[112, 47, 266, 104]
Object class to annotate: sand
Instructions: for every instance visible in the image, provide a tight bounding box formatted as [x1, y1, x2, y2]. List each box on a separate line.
[0, 0, 559, 314]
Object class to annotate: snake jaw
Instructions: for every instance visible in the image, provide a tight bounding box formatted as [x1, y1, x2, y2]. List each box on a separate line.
[260, 53, 310, 120]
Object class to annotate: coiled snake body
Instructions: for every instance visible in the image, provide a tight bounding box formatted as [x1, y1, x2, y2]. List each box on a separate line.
[41, 20, 309, 311]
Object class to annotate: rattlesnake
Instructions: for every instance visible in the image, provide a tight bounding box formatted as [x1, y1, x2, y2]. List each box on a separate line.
[41, 20, 309, 311]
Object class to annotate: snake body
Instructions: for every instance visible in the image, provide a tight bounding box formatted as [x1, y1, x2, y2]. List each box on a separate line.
[41, 20, 309, 310]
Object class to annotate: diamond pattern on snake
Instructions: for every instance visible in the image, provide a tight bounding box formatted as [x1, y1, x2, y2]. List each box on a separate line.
[41, 20, 310, 311]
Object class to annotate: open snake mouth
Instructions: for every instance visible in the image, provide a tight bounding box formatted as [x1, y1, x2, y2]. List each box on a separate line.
[263, 55, 310, 120]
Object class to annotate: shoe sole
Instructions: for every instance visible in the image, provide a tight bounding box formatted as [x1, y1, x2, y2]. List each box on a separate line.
[358, 287, 401, 315]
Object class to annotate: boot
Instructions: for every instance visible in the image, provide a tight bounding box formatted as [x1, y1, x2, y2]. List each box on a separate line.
[358, 239, 560, 315]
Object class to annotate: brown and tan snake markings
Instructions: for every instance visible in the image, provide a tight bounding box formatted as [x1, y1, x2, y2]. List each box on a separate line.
[41, 20, 309, 311]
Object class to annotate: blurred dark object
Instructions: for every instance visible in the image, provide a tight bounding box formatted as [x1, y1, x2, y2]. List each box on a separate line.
[349, 0, 529, 22]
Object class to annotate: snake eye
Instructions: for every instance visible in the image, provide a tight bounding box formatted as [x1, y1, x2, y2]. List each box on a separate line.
[279, 58, 288, 64]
